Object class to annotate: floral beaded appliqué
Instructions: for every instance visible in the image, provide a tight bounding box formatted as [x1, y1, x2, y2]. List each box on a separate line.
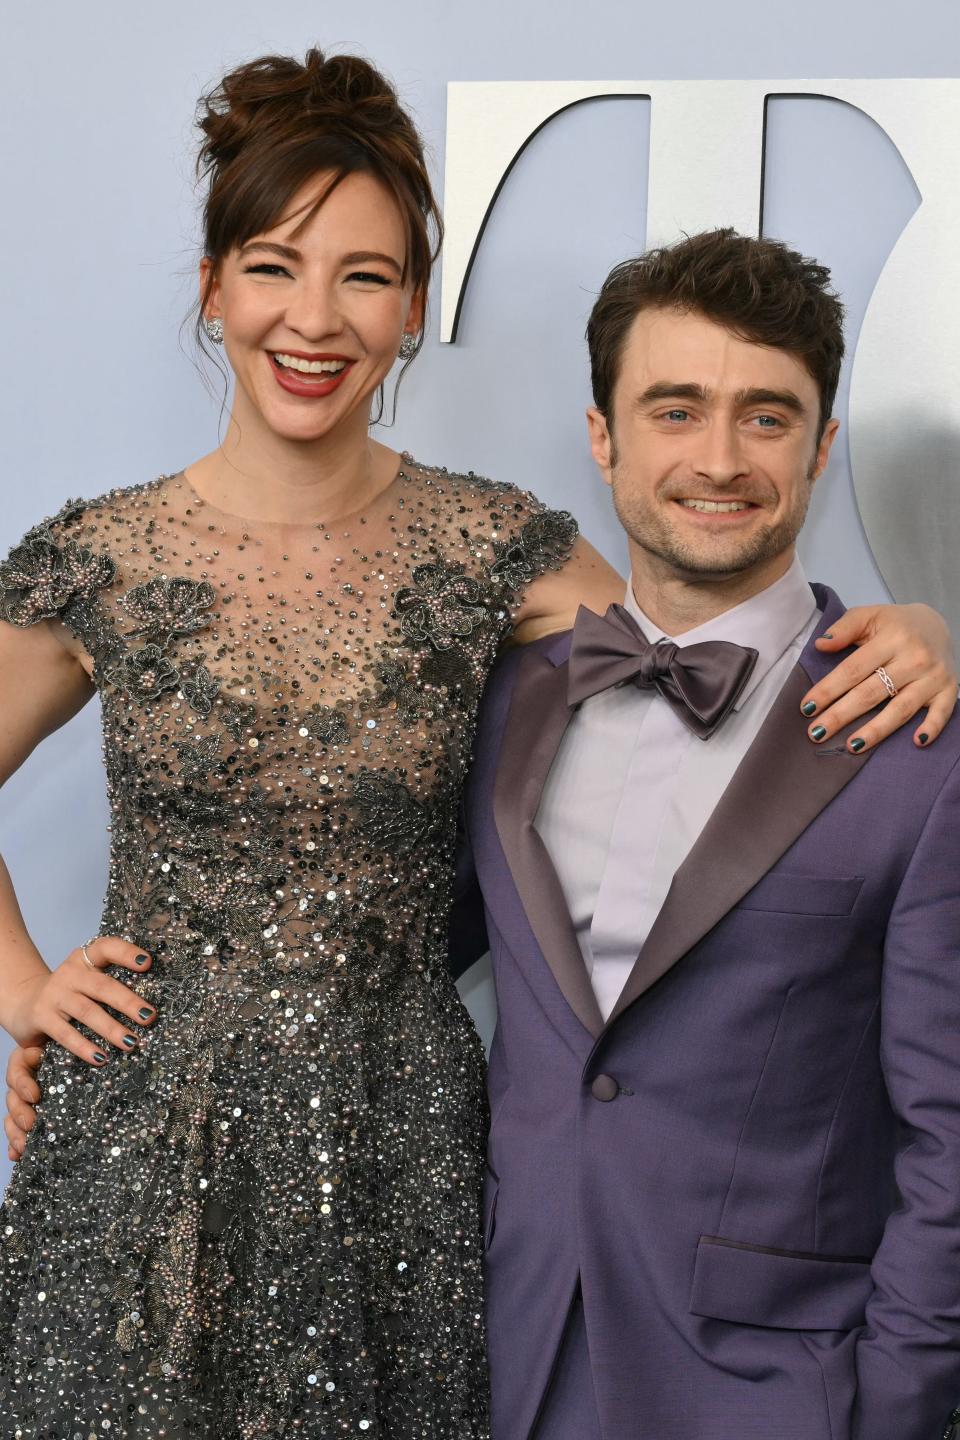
[393, 559, 488, 650]
[0, 521, 116, 627]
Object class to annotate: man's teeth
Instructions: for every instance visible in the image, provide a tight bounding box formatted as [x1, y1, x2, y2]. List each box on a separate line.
[274, 354, 348, 375]
[679, 499, 751, 513]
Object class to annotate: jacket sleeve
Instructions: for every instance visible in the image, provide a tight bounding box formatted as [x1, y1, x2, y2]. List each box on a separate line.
[447, 804, 489, 982]
[853, 750, 960, 1440]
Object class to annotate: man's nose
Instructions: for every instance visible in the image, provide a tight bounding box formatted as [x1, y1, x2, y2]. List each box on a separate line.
[692, 422, 748, 486]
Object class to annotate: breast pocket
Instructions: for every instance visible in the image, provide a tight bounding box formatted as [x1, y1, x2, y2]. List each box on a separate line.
[736, 874, 864, 917]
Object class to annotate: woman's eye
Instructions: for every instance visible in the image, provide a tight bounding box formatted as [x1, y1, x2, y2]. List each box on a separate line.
[244, 263, 290, 277]
[347, 271, 392, 286]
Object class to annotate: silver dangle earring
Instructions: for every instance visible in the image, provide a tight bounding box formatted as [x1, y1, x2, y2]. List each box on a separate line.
[204, 316, 224, 345]
[398, 332, 418, 361]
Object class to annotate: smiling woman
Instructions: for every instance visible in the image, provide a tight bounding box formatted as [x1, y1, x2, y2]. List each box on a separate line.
[198, 171, 419, 443]
[0, 46, 615, 1440]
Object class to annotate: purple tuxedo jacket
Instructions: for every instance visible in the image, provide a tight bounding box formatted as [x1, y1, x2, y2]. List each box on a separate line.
[453, 586, 960, 1440]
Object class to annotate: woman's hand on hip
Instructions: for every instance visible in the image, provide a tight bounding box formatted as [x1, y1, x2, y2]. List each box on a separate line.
[6, 936, 156, 1066]
[5, 1044, 42, 1161]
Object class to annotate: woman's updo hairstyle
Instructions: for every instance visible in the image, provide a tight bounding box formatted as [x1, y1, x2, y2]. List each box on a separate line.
[195, 48, 442, 351]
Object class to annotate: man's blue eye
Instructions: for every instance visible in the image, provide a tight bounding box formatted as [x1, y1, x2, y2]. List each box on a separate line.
[665, 409, 689, 422]
[755, 414, 780, 427]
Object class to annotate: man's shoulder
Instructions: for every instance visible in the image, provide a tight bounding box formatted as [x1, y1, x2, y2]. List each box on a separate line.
[845, 698, 960, 804]
[487, 628, 573, 693]
[477, 629, 573, 735]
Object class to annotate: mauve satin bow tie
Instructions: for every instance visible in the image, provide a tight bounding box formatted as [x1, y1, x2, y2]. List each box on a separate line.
[567, 603, 759, 740]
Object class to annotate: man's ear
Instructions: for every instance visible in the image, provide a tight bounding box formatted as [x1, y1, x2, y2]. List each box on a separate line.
[586, 407, 614, 486]
[811, 417, 840, 482]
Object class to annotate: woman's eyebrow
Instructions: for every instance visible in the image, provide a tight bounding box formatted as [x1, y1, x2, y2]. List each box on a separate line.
[341, 251, 403, 274]
[238, 241, 301, 261]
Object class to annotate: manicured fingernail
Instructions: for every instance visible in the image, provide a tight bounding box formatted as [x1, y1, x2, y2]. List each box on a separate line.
[122, 1035, 137, 1048]
[134, 954, 149, 966]
[918, 732, 930, 746]
[850, 737, 866, 753]
[810, 725, 827, 742]
[801, 701, 817, 717]
[92, 1051, 108, 1065]
[138, 1008, 154, 1021]
[823, 631, 833, 639]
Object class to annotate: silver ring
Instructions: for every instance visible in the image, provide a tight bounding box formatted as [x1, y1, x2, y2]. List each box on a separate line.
[876, 666, 898, 700]
[80, 939, 98, 970]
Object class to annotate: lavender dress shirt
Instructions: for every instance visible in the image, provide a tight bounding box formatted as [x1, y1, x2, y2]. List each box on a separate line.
[534, 555, 820, 1020]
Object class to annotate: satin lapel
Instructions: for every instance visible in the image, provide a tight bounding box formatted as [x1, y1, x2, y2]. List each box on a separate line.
[493, 644, 605, 1039]
[607, 657, 871, 1028]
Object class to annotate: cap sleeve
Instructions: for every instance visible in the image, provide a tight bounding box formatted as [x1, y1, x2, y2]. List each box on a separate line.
[0, 499, 116, 637]
[481, 484, 579, 625]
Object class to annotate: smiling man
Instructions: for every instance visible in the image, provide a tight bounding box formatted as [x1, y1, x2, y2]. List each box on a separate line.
[454, 230, 960, 1440]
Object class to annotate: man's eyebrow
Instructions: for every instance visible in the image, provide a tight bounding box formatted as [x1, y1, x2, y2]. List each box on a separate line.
[637, 382, 709, 405]
[734, 386, 807, 414]
[636, 381, 809, 415]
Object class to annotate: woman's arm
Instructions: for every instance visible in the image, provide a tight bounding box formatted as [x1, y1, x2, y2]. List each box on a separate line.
[0, 617, 156, 1154]
[515, 538, 957, 752]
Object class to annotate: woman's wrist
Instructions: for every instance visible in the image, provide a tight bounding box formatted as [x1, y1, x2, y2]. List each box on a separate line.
[0, 961, 50, 1046]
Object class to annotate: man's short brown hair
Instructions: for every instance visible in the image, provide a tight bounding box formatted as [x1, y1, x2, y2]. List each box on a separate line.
[587, 229, 845, 437]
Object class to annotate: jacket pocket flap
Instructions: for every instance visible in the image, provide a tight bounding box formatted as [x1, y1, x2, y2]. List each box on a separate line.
[690, 1235, 873, 1330]
[736, 874, 864, 915]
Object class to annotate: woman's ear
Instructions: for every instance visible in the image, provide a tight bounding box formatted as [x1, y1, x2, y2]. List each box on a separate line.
[404, 287, 426, 338]
[199, 255, 221, 324]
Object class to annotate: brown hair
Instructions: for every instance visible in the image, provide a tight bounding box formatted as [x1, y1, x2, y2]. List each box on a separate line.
[587, 229, 845, 436]
[195, 47, 442, 359]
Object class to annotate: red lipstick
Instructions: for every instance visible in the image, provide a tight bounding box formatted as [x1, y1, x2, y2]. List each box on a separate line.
[269, 351, 355, 399]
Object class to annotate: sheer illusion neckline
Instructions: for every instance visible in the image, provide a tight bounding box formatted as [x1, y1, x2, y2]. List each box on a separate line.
[174, 452, 414, 531]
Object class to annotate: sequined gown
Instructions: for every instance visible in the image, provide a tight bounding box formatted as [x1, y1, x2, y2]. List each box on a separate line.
[0, 459, 577, 1439]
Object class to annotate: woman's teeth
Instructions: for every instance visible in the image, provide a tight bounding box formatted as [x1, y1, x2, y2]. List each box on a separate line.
[273, 354, 348, 375]
[679, 499, 750, 513]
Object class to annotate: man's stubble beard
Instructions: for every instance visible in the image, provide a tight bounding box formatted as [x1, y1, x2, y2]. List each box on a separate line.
[609, 460, 816, 581]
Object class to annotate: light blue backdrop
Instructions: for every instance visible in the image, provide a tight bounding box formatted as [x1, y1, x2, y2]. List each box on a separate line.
[1, 0, 957, 1192]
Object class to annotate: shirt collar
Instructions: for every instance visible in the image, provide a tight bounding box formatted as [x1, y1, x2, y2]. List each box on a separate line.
[624, 555, 818, 710]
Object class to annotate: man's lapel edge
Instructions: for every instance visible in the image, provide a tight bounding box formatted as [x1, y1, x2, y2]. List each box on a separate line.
[492, 634, 605, 1038]
[605, 587, 870, 1027]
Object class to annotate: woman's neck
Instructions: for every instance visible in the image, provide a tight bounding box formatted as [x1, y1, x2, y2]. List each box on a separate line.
[185, 399, 402, 527]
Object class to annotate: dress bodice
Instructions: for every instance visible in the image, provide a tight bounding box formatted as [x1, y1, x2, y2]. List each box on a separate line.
[1, 459, 576, 991]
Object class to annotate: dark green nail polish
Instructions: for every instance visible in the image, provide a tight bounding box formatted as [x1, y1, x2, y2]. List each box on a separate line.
[92, 1051, 108, 1065]
[801, 701, 817, 717]
[138, 1007, 154, 1021]
[822, 631, 833, 639]
[850, 737, 866, 753]
[919, 732, 930, 746]
[122, 1035, 136, 1048]
[811, 725, 827, 741]
[135, 954, 149, 966]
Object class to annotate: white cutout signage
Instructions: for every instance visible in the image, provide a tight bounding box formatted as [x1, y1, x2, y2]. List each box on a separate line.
[442, 80, 960, 626]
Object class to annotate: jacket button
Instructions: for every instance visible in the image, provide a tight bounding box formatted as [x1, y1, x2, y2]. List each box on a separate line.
[590, 1074, 619, 1102]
